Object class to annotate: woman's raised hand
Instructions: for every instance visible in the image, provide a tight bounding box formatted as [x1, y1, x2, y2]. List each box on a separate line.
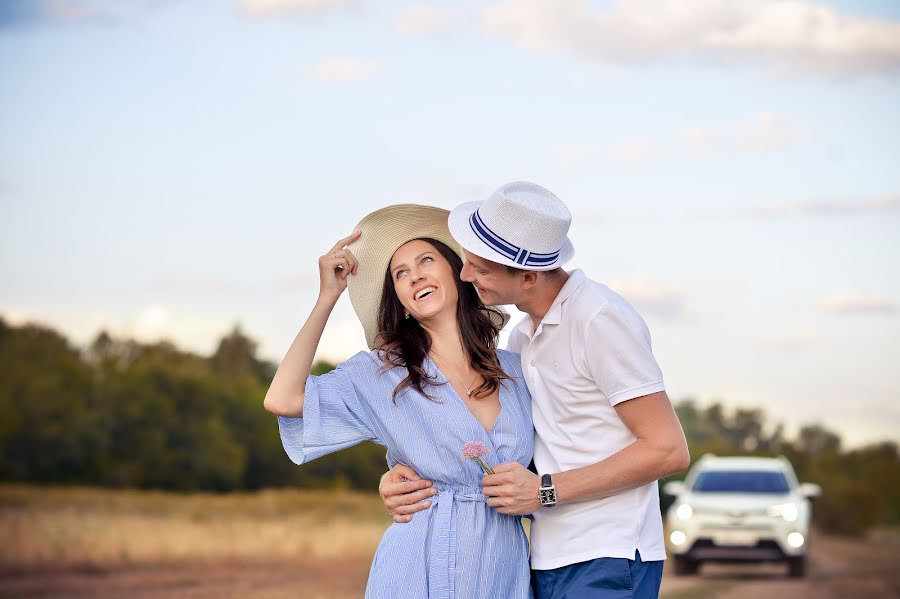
[318, 229, 361, 300]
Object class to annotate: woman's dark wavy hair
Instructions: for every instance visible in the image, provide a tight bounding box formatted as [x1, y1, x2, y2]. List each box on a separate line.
[375, 237, 509, 402]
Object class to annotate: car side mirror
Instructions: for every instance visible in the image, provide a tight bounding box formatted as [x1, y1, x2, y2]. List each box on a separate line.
[663, 481, 685, 496]
[800, 483, 822, 499]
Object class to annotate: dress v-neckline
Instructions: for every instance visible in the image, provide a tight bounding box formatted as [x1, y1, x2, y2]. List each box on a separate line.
[426, 356, 504, 435]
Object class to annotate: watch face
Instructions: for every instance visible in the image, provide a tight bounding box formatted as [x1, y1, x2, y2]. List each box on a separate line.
[539, 488, 557, 505]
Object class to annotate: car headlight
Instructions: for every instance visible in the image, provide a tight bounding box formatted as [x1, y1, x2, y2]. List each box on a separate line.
[675, 503, 693, 521]
[768, 503, 800, 522]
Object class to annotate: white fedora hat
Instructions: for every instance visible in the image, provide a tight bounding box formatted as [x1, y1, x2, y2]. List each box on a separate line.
[448, 181, 574, 271]
[346, 204, 509, 350]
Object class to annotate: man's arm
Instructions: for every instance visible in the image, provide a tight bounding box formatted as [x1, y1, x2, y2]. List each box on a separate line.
[378, 464, 437, 523]
[553, 390, 689, 503]
[483, 390, 689, 515]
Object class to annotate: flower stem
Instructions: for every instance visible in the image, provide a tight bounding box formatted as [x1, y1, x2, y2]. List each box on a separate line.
[476, 457, 494, 475]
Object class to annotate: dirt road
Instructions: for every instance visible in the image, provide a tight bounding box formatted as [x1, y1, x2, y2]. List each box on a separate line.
[0, 558, 373, 599]
[660, 528, 900, 599]
[2, 529, 898, 598]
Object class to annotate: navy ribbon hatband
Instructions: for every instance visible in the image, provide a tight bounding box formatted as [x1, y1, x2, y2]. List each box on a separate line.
[469, 209, 560, 266]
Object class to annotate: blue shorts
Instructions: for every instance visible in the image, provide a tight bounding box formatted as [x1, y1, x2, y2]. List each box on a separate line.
[531, 551, 664, 599]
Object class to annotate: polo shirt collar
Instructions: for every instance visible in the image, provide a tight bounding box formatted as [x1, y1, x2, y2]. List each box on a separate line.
[512, 269, 586, 337]
[541, 269, 586, 325]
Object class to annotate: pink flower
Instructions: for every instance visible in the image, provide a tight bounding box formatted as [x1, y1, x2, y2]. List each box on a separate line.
[461, 441, 494, 475]
[461, 441, 489, 460]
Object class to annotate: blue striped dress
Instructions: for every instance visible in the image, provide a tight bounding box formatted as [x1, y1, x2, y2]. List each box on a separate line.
[277, 348, 534, 598]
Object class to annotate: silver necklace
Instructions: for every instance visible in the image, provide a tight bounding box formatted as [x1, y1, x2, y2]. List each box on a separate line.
[431, 354, 480, 397]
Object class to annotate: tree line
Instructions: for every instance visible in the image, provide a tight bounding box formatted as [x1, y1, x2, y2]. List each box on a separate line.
[1, 317, 897, 534]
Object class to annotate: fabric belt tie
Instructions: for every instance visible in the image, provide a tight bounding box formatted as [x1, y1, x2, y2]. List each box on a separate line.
[428, 486, 487, 599]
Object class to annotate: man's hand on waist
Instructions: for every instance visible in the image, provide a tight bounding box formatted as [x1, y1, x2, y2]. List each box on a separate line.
[379, 463, 437, 523]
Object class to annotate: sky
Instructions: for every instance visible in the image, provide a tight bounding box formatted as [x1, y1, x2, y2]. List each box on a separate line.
[1, 0, 898, 447]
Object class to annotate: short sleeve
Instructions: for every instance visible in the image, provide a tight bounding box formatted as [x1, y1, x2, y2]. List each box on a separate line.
[277, 351, 383, 465]
[585, 303, 665, 406]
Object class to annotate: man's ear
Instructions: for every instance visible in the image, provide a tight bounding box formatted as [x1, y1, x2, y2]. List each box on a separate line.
[520, 270, 539, 289]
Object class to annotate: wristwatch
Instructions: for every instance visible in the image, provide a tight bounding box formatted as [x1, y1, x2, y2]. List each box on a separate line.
[539, 473, 557, 507]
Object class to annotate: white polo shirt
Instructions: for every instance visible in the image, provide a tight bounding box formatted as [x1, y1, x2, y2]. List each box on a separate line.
[507, 269, 667, 569]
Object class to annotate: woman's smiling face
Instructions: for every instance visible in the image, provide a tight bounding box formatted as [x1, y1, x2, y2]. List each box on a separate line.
[389, 239, 459, 322]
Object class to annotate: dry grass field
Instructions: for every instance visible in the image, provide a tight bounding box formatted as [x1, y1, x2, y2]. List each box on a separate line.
[2, 484, 899, 598]
[1, 484, 391, 567]
[0, 484, 389, 598]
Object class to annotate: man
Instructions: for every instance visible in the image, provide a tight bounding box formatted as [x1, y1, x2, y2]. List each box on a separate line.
[380, 181, 689, 598]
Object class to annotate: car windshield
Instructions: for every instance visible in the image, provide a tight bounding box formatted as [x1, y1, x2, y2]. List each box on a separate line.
[691, 470, 791, 494]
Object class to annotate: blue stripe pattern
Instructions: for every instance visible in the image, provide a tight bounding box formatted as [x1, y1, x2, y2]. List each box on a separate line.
[469, 210, 560, 266]
[277, 349, 534, 598]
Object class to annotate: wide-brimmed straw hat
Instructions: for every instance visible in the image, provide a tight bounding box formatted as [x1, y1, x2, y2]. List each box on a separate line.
[346, 204, 508, 350]
[448, 181, 574, 271]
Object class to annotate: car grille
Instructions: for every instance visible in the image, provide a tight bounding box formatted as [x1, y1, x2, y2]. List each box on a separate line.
[687, 539, 788, 562]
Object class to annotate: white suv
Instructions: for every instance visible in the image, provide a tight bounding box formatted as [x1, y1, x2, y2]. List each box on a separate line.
[664, 455, 821, 577]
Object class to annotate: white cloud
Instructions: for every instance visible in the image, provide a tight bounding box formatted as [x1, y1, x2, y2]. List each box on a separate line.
[387, 182, 499, 211]
[239, 0, 355, 18]
[618, 286, 688, 320]
[311, 58, 381, 82]
[558, 112, 801, 168]
[1, 305, 243, 357]
[700, 1, 900, 76]
[397, 5, 462, 36]
[606, 139, 661, 164]
[608, 278, 689, 321]
[761, 329, 829, 350]
[277, 272, 319, 291]
[684, 112, 804, 154]
[481, 0, 900, 77]
[607, 276, 742, 321]
[796, 195, 900, 216]
[134, 304, 170, 341]
[553, 143, 594, 169]
[739, 194, 900, 219]
[138, 276, 239, 294]
[555, 141, 658, 168]
[0, 0, 182, 28]
[1, 307, 124, 349]
[46, 2, 100, 21]
[820, 292, 896, 314]
[316, 317, 367, 363]
[135, 273, 334, 295]
[0, 308, 42, 326]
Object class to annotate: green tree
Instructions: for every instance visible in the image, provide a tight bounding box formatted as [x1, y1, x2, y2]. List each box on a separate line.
[0, 323, 104, 482]
[3, 316, 893, 535]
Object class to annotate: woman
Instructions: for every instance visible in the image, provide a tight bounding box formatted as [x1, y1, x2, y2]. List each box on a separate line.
[263, 204, 534, 598]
